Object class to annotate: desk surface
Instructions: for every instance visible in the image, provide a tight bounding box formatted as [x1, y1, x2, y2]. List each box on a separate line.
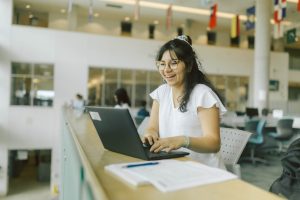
[64, 108, 284, 200]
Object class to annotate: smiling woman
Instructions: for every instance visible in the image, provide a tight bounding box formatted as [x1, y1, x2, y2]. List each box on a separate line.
[142, 35, 227, 169]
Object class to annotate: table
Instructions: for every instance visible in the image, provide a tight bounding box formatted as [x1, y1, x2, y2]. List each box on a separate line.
[61, 108, 284, 200]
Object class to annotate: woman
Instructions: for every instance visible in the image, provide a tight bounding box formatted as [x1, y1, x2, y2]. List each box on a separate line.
[142, 35, 226, 168]
[114, 87, 131, 109]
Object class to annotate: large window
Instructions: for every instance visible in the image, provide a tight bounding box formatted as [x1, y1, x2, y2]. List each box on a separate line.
[88, 67, 162, 108]
[208, 75, 249, 112]
[286, 48, 300, 70]
[11, 62, 54, 107]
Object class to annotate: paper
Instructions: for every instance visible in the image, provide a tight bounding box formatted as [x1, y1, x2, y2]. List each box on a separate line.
[105, 161, 150, 186]
[105, 160, 237, 192]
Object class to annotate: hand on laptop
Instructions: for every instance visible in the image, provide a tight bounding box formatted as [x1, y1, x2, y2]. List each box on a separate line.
[149, 136, 186, 153]
[142, 132, 159, 146]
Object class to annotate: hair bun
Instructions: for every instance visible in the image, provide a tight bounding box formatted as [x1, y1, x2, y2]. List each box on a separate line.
[176, 35, 192, 46]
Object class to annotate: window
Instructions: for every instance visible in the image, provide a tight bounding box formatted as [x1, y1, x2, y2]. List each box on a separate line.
[11, 62, 54, 107]
[88, 67, 162, 107]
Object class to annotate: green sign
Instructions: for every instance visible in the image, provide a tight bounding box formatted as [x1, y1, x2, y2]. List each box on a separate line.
[286, 28, 297, 44]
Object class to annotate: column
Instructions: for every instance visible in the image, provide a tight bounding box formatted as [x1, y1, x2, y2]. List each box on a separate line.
[252, 0, 272, 111]
[0, 0, 12, 196]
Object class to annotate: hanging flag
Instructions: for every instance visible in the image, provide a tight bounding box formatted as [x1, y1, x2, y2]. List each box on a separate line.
[166, 4, 172, 31]
[88, 0, 94, 22]
[208, 4, 217, 30]
[244, 6, 255, 30]
[231, 15, 240, 38]
[134, 0, 140, 21]
[274, 0, 287, 23]
[68, 0, 73, 13]
[298, 0, 300, 12]
[273, 22, 284, 39]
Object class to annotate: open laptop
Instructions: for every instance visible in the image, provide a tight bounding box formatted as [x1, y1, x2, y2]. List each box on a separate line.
[86, 106, 189, 160]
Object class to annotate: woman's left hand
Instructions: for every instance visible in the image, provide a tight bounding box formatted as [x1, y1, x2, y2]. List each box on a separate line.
[150, 136, 185, 153]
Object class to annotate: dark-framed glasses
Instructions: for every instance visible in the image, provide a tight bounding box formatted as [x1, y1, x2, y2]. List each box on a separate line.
[156, 59, 181, 70]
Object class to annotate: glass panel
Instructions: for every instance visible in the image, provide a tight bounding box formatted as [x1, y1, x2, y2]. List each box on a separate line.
[226, 76, 238, 111]
[32, 78, 54, 107]
[149, 71, 163, 105]
[88, 67, 103, 105]
[12, 62, 31, 75]
[104, 68, 118, 106]
[34, 64, 54, 77]
[11, 77, 32, 105]
[120, 69, 133, 106]
[135, 70, 148, 107]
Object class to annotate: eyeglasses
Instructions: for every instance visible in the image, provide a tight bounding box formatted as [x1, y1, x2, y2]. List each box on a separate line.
[156, 59, 181, 70]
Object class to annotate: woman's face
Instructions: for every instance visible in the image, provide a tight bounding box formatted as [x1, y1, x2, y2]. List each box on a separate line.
[158, 50, 186, 88]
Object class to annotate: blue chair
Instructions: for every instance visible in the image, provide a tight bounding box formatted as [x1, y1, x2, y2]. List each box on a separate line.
[242, 119, 267, 165]
[269, 118, 294, 153]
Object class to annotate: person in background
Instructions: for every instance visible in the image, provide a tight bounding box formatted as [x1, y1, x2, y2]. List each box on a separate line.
[135, 100, 150, 125]
[137, 100, 150, 118]
[72, 93, 85, 110]
[142, 35, 227, 169]
[114, 88, 131, 109]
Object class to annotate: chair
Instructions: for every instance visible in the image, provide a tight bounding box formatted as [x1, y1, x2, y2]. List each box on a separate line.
[242, 119, 268, 165]
[269, 118, 294, 153]
[220, 128, 252, 177]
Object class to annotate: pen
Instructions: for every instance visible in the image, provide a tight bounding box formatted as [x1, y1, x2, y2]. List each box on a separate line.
[124, 162, 159, 168]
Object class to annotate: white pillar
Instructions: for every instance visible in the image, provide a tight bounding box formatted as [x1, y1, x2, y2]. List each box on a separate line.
[0, 0, 12, 195]
[252, 0, 272, 111]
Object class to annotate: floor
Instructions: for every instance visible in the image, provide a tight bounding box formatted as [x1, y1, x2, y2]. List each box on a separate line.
[1, 153, 283, 200]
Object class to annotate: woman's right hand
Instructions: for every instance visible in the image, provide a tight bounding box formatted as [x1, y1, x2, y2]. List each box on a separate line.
[142, 132, 159, 146]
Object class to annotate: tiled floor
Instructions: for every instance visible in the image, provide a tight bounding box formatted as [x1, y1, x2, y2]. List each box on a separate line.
[1, 154, 283, 200]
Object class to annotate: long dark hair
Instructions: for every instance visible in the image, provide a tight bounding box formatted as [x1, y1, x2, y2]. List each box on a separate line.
[156, 35, 223, 112]
[114, 88, 131, 106]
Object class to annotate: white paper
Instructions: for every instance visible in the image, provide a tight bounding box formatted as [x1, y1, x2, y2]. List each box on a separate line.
[105, 162, 150, 186]
[106, 160, 237, 192]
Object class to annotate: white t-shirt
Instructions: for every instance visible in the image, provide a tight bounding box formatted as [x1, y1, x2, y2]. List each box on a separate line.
[150, 84, 227, 168]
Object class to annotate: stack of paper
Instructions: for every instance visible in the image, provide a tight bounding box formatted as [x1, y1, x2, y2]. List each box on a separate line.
[105, 160, 237, 192]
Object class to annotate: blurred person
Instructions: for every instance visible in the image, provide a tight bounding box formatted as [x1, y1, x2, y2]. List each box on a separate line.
[114, 88, 131, 109]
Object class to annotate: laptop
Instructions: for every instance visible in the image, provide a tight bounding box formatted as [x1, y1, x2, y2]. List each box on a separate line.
[86, 106, 189, 160]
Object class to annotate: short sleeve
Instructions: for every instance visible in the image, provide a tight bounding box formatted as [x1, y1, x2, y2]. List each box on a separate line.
[149, 84, 168, 103]
[193, 85, 227, 116]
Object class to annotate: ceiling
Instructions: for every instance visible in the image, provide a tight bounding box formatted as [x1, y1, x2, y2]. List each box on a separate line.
[14, 0, 300, 47]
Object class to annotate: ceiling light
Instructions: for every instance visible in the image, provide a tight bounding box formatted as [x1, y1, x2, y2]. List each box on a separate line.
[124, 17, 130, 21]
[153, 20, 159, 25]
[60, 9, 66, 13]
[25, 4, 31, 9]
[94, 13, 99, 17]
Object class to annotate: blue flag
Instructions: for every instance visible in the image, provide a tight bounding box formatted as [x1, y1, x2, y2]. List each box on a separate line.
[244, 6, 255, 30]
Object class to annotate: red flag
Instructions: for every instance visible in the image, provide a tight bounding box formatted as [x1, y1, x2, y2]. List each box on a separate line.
[166, 4, 172, 30]
[298, 0, 300, 12]
[209, 4, 217, 29]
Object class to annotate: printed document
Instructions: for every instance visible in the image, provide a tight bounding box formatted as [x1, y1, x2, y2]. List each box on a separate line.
[105, 160, 237, 192]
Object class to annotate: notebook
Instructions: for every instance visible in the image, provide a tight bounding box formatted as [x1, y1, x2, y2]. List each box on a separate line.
[85, 106, 189, 160]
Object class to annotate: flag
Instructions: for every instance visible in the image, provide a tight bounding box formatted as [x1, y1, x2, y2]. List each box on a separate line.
[134, 0, 140, 21]
[166, 4, 172, 30]
[208, 4, 217, 29]
[68, 0, 73, 13]
[274, 0, 287, 23]
[244, 6, 255, 30]
[298, 0, 300, 12]
[231, 15, 240, 38]
[88, 0, 94, 22]
[273, 22, 284, 39]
